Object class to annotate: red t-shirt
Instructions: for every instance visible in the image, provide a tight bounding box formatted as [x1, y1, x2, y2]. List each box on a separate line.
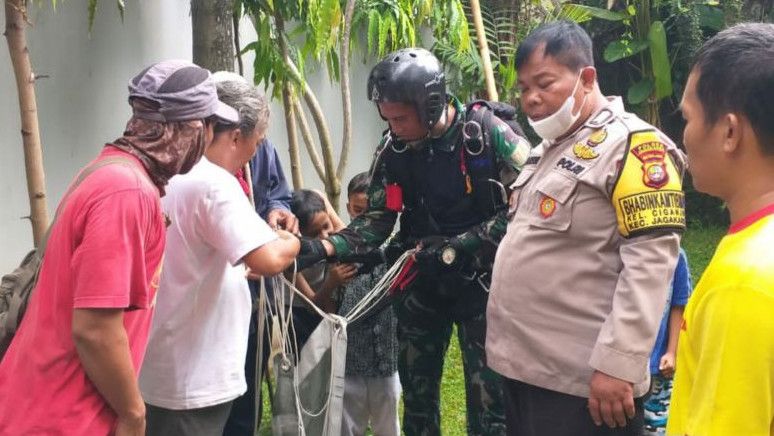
[0, 147, 166, 435]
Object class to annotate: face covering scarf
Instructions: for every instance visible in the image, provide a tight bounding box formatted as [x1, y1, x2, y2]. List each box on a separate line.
[528, 71, 588, 141]
[111, 99, 208, 194]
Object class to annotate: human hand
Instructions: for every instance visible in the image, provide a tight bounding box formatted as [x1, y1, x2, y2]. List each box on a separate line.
[588, 370, 635, 428]
[276, 229, 296, 240]
[115, 415, 145, 436]
[413, 236, 449, 274]
[326, 263, 358, 288]
[659, 352, 676, 377]
[414, 236, 468, 275]
[267, 208, 299, 234]
[245, 267, 261, 281]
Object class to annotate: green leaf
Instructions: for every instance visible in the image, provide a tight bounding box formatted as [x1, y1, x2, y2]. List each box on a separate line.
[603, 39, 649, 62]
[117, 0, 125, 22]
[240, 40, 260, 56]
[378, 14, 390, 57]
[389, 14, 397, 48]
[367, 9, 380, 55]
[697, 4, 724, 31]
[88, 0, 97, 32]
[556, 4, 628, 23]
[648, 21, 673, 100]
[627, 79, 654, 105]
[233, 1, 242, 21]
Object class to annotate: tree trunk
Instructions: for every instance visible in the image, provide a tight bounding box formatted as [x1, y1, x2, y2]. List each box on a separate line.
[285, 59, 340, 208]
[274, 10, 341, 208]
[292, 99, 326, 182]
[4, 0, 49, 247]
[191, 0, 235, 71]
[272, 12, 304, 190]
[281, 84, 304, 189]
[336, 0, 356, 181]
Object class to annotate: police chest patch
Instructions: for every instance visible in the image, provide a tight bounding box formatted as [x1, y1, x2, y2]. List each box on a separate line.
[539, 196, 557, 218]
[573, 142, 599, 160]
[556, 157, 585, 175]
[586, 128, 608, 146]
[612, 130, 685, 237]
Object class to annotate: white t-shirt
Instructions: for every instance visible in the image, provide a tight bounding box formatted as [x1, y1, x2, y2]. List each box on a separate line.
[139, 157, 277, 410]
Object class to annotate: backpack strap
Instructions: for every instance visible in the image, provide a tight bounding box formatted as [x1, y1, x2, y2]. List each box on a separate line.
[37, 155, 150, 254]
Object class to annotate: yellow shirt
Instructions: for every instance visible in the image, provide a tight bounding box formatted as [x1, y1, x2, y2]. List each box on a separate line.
[668, 205, 774, 436]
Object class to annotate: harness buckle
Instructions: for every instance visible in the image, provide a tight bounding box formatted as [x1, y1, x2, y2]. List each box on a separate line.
[462, 120, 485, 156]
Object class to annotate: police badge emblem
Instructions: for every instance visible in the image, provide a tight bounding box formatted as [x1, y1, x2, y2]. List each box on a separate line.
[539, 196, 557, 218]
[631, 141, 670, 189]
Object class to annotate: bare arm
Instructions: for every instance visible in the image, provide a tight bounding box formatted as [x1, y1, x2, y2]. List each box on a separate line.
[243, 229, 300, 276]
[72, 308, 145, 433]
[293, 273, 332, 313]
[659, 305, 685, 377]
[666, 305, 684, 355]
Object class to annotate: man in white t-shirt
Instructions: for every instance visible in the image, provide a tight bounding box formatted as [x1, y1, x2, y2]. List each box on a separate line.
[139, 75, 300, 435]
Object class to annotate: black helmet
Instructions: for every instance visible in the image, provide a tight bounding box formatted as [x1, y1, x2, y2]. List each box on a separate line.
[367, 48, 446, 129]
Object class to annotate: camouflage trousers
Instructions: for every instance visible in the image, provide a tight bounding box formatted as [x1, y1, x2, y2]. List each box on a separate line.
[396, 279, 506, 436]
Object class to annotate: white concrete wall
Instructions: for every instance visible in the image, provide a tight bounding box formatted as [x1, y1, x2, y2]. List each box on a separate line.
[0, 1, 385, 271]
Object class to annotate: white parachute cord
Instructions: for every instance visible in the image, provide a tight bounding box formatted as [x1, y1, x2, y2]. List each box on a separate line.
[278, 274, 337, 321]
[344, 255, 404, 319]
[345, 251, 414, 324]
[254, 276, 268, 433]
[274, 274, 347, 424]
[281, 262, 298, 363]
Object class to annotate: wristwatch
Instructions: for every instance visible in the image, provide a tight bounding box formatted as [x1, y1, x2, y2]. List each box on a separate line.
[440, 245, 457, 266]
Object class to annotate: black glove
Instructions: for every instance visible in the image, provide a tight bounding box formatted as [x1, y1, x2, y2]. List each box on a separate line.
[414, 236, 468, 275]
[346, 249, 387, 275]
[383, 240, 410, 264]
[296, 237, 329, 271]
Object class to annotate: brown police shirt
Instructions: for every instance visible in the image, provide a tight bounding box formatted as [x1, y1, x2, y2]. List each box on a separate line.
[486, 97, 686, 398]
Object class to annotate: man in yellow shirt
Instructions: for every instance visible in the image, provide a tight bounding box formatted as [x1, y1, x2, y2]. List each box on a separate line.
[668, 22, 774, 435]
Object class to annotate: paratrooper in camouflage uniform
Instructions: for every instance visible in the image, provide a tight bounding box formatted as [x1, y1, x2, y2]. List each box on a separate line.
[299, 48, 532, 435]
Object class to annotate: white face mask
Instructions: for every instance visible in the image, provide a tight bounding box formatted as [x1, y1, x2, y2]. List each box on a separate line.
[527, 72, 588, 141]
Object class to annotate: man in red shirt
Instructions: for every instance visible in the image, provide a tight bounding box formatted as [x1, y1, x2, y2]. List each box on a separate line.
[0, 60, 239, 436]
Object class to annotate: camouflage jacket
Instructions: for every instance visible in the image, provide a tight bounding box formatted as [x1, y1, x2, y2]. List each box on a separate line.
[328, 96, 531, 264]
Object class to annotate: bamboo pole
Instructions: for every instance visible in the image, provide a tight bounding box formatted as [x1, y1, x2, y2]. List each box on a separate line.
[4, 0, 50, 247]
[470, 0, 499, 101]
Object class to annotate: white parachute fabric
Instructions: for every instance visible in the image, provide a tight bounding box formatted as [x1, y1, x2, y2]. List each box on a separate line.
[295, 315, 347, 435]
[266, 252, 416, 436]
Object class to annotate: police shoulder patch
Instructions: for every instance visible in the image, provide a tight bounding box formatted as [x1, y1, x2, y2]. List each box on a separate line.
[612, 130, 685, 237]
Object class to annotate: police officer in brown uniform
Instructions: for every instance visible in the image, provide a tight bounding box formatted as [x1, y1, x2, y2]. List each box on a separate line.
[486, 22, 686, 435]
